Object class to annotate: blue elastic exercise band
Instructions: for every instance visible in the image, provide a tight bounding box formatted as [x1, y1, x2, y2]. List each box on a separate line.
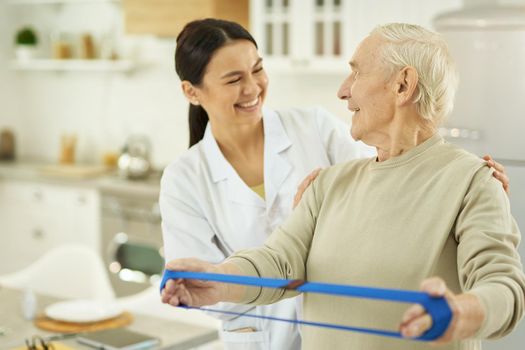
[160, 270, 452, 341]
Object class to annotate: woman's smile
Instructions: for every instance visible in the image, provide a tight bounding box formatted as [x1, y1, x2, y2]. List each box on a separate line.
[235, 95, 261, 113]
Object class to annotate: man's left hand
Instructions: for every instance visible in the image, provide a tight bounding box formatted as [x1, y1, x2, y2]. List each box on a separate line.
[399, 277, 485, 344]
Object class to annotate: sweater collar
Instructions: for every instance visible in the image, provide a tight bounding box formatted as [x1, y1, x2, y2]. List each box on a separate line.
[369, 133, 444, 169]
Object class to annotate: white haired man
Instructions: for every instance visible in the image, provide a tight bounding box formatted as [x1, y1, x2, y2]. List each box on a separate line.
[161, 23, 525, 349]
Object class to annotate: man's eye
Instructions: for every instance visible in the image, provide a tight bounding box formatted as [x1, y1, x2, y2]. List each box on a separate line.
[253, 67, 263, 73]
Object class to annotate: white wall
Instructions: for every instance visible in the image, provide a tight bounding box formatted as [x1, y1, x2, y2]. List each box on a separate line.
[0, 1, 22, 144]
[0, 0, 462, 168]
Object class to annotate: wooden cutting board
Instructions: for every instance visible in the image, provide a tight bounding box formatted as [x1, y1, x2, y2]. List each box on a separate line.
[34, 311, 133, 333]
[38, 164, 112, 178]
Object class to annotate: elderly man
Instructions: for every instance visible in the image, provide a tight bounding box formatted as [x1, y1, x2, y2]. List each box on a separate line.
[161, 23, 525, 349]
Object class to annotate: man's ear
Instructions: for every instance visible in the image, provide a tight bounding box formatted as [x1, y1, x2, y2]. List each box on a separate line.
[181, 81, 200, 106]
[395, 66, 418, 106]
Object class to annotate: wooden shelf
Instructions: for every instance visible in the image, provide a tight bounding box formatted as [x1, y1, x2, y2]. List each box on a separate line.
[7, 0, 119, 4]
[10, 59, 134, 72]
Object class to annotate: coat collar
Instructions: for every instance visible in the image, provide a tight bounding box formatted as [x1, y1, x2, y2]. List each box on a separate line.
[201, 107, 292, 207]
[202, 125, 230, 183]
[262, 108, 292, 209]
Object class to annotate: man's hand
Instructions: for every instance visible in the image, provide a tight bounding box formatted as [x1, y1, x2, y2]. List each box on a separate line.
[161, 259, 241, 307]
[399, 277, 485, 344]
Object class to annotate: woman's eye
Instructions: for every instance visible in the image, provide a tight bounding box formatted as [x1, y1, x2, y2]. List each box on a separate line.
[227, 77, 241, 84]
[254, 67, 263, 73]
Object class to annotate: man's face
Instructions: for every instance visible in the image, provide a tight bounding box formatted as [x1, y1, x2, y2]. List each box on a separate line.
[337, 35, 396, 145]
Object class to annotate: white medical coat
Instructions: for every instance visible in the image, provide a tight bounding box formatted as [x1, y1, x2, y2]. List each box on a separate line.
[160, 107, 374, 350]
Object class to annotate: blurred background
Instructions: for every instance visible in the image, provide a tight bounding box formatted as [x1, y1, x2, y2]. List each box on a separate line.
[0, 0, 524, 349]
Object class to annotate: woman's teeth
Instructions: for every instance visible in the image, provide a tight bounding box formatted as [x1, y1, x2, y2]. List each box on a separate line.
[237, 98, 258, 108]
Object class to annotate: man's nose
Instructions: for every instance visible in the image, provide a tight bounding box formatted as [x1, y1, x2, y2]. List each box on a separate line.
[337, 77, 352, 100]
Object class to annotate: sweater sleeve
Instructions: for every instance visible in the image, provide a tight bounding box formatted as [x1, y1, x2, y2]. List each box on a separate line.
[454, 166, 525, 339]
[227, 170, 323, 305]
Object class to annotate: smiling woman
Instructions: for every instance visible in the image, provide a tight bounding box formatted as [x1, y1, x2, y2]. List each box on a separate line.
[181, 39, 268, 184]
[159, 18, 373, 350]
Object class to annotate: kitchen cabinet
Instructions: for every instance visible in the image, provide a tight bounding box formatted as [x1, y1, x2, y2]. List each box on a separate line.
[249, 0, 462, 73]
[0, 180, 101, 274]
[123, 0, 249, 38]
[250, 0, 350, 73]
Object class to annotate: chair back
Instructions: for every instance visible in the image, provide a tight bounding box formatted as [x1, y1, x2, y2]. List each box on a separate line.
[0, 244, 115, 300]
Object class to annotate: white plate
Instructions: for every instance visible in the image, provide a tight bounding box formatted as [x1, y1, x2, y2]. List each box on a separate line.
[45, 300, 123, 323]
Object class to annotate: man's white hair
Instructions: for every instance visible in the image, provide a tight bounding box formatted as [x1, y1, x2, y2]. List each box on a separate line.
[371, 23, 458, 125]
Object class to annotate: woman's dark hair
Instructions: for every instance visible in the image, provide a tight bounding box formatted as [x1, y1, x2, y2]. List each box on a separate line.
[175, 18, 258, 148]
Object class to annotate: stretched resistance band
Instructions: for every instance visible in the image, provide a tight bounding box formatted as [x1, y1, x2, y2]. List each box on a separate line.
[160, 270, 452, 341]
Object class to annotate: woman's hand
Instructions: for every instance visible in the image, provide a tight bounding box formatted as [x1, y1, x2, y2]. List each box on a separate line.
[161, 258, 233, 307]
[483, 155, 509, 194]
[293, 168, 322, 209]
[399, 277, 485, 344]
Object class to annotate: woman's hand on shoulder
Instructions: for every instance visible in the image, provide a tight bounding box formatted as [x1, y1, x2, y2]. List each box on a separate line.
[293, 168, 322, 209]
[483, 155, 510, 194]
[399, 277, 485, 344]
[161, 258, 229, 307]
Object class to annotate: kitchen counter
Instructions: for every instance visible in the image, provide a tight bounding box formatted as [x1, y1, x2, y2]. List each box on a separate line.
[0, 287, 219, 350]
[0, 160, 162, 199]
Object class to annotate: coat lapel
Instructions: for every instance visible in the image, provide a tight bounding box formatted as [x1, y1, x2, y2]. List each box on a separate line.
[201, 125, 265, 208]
[263, 108, 293, 210]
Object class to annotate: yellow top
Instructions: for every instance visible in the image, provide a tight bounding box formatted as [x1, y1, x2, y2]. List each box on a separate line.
[250, 183, 265, 199]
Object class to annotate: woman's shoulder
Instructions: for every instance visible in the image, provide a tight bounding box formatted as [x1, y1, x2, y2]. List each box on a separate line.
[273, 106, 343, 128]
[161, 144, 207, 189]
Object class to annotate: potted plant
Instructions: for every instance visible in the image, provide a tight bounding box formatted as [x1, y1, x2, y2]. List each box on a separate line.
[15, 27, 38, 60]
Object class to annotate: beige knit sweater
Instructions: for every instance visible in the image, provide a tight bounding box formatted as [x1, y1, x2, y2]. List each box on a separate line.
[228, 134, 525, 350]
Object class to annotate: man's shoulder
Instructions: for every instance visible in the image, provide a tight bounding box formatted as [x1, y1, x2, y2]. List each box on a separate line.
[436, 141, 486, 171]
[317, 158, 371, 184]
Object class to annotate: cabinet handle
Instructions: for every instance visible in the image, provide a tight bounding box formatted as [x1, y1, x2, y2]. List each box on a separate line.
[32, 228, 45, 240]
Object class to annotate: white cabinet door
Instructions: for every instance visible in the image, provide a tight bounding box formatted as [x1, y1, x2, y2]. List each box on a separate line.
[0, 180, 100, 274]
[251, 0, 347, 72]
[250, 0, 463, 73]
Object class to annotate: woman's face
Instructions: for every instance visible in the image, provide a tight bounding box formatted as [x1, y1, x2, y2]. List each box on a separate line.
[190, 40, 268, 127]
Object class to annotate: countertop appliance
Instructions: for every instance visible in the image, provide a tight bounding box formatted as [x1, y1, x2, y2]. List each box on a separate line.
[101, 191, 164, 297]
[118, 135, 151, 180]
[434, 3, 525, 349]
